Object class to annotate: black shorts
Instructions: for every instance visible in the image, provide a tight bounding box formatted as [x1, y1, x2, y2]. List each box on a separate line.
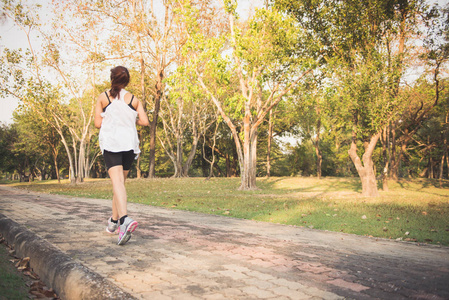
[103, 150, 135, 171]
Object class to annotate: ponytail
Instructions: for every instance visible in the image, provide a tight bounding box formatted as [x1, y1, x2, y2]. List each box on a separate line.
[110, 66, 130, 98]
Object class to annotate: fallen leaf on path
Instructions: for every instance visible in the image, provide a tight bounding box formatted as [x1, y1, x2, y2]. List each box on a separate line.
[15, 257, 30, 270]
[23, 270, 39, 280]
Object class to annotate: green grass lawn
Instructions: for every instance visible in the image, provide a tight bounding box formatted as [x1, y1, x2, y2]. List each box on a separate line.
[7, 176, 449, 246]
[0, 241, 30, 300]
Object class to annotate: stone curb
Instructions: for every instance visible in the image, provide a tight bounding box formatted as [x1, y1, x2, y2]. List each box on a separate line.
[0, 213, 136, 300]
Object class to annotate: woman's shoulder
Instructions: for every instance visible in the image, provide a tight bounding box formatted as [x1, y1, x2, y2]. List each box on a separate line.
[99, 90, 110, 99]
[123, 91, 139, 110]
[123, 90, 133, 98]
[123, 91, 138, 101]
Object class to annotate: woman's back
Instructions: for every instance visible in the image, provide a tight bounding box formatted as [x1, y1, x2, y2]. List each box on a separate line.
[99, 89, 140, 154]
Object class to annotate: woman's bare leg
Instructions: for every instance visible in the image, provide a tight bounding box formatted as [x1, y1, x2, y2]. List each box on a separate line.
[108, 166, 129, 219]
[111, 169, 130, 220]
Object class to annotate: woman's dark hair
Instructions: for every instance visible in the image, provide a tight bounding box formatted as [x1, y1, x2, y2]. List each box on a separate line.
[110, 66, 130, 98]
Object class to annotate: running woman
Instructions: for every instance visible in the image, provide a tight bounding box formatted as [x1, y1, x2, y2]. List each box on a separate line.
[94, 66, 150, 245]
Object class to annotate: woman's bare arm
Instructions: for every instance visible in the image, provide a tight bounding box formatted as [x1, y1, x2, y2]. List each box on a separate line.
[136, 99, 150, 127]
[94, 94, 106, 129]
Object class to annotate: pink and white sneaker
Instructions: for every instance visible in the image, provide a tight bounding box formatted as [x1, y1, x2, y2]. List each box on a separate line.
[117, 217, 138, 245]
[106, 217, 119, 234]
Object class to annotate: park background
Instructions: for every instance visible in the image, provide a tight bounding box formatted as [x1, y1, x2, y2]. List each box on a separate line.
[0, 0, 449, 197]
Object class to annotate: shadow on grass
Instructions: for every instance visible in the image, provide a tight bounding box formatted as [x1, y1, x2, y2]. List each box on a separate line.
[257, 176, 363, 195]
[394, 179, 449, 198]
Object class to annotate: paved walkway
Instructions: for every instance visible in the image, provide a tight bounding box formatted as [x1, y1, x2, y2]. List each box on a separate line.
[0, 186, 448, 300]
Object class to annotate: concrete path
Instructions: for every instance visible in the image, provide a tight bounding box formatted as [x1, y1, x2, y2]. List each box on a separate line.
[0, 185, 448, 300]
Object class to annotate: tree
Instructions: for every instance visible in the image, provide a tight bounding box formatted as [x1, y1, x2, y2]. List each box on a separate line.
[13, 108, 62, 181]
[288, 74, 333, 179]
[1, 0, 103, 183]
[389, 2, 449, 180]
[188, 1, 316, 189]
[0, 1, 76, 182]
[159, 78, 217, 177]
[69, 0, 195, 178]
[277, 0, 429, 196]
[157, 0, 222, 178]
[0, 123, 19, 177]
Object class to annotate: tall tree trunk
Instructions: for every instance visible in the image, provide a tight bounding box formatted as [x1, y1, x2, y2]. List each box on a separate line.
[72, 138, 80, 183]
[148, 69, 163, 178]
[55, 125, 75, 184]
[84, 141, 90, 179]
[239, 108, 258, 190]
[173, 97, 184, 178]
[381, 125, 389, 191]
[314, 116, 322, 179]
[348, 131, 380, 197]
[445, 113, 449, 180]
[250, 129, 258, 187]
[240, 132, 258, 190]
[182, 120, 200, 177]
[54, 157, 60, 183]
[390, 122, 398, 179]
[174, 134, 183, 177]
[439, 154, 445, 180]
[226, 153, 231, 177]
[50, 144, 60, 183]
[203, 120, 219, 179]
[132, 0, 146, 179]
[446, 153, 449, 179]
[182, 136, 199, 177]
[78, 139, 85, 183]
[266, 110, 272, 177]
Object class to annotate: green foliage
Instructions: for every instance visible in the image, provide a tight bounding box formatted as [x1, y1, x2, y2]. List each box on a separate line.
[331, 54, 399, 137]
[285, 140, 316, 176]
[0, 124, 18, 174]
[0, 48, 26, 98]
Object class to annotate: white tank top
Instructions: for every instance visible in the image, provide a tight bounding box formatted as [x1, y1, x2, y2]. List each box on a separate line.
[99, 89, 140, 155]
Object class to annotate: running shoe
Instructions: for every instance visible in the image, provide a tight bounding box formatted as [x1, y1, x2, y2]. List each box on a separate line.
[117, 216, 138, 245]
[106, 217, 119, 234]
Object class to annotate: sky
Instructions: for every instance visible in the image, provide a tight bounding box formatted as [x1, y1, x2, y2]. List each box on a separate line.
[0, 1, 48, 125]
[0, 20, 25, 125]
